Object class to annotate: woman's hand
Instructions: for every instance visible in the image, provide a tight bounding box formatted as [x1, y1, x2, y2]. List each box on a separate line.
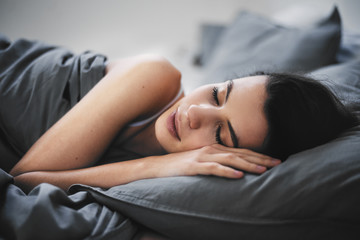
[149, 144, 281, 179]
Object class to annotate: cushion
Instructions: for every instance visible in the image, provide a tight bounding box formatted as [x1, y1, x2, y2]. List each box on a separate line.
[337, 32, 360, 63]
[193, 24, 226, 66]
[310, 57, 360, 104]
[70, 59, 360, 240]
[198, 6, 341, 87]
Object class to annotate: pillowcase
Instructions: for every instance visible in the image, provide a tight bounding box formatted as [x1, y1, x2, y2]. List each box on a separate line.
[72, 128, 360, 240]
[199, 6, 341, 86]
[310, 57, 360, 104]
[70, 57, 360, 240]
[337, 31, 360, 63]
[193, 24, 226, 66]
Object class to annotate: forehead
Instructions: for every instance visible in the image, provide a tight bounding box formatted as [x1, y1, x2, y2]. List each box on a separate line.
[232, 75, 268, 91]
[228, 76, 268, 149]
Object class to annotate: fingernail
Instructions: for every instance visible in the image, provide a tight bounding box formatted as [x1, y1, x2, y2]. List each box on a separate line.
[256, 166, 267, 172]
[234, 170, 244, 178]
[271, 159, 281, 165]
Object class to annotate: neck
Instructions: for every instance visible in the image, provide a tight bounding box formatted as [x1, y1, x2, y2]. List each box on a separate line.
[123, 121, 166, 157]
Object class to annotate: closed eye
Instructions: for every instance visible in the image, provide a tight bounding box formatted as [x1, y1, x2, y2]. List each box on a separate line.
[212, 87, 219, 105]
[212, 86, 224, 145]
[215, 125, 224, 145]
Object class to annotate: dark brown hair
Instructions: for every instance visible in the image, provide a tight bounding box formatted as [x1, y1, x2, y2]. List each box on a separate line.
[260, 73, 358, 160]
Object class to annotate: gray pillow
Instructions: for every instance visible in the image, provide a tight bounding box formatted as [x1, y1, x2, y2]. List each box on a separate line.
[71, 59, 360, 240]
[202, 7, 341, 85]
[72, 122, 360, 239]
[193, 24, 226, 66]
[337, 31, 360, 63]
[311, 57, 360, 103]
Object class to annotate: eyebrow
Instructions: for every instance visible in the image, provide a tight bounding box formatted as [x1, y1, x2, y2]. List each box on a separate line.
[224, 80, 239, 148]
[225, 80, 233, 103]
[227, 121, 239, 148]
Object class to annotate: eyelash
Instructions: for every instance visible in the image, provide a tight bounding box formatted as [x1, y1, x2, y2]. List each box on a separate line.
[212, 87, 219, 105]
[212, 86, 223, 145]
[215, 125, 223, 145]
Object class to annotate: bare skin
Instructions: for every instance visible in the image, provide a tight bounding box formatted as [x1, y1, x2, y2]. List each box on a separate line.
[10, 55, 280, 193]
[155, 76, 270, 152]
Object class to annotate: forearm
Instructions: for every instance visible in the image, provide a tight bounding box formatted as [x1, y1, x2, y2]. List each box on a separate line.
[11, 69, 136, 176]
[14, 146, 280, 193]
[10, 55, 181, 177]
[14, 156, 158, 193]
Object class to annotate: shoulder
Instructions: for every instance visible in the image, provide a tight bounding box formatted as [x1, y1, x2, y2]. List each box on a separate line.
[106, 54, 181, 91]
[106, 54, 180, 78]
[105, 54, 182, 120]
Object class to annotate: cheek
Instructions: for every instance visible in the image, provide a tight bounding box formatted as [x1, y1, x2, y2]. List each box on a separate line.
[182, 130, 213, 150]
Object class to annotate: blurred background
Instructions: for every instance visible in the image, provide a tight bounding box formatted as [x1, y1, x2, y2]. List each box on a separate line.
[1, 0, 359, 90]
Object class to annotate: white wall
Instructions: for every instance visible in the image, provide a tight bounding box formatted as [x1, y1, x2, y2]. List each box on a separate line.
[1, 0, 358, 58]
[0, 0, 359, 90]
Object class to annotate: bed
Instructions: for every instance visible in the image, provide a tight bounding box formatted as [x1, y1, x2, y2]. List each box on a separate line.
[1, 6, 359, 240]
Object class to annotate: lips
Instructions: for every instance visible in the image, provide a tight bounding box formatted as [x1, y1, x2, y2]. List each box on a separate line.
[167, 109, 180, 141]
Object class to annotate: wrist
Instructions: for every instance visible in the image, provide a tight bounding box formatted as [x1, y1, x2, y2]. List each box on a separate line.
[140, 155, 170, 179]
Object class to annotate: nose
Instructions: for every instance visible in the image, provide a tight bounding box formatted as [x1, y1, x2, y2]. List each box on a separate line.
[187, 104, 218, 129]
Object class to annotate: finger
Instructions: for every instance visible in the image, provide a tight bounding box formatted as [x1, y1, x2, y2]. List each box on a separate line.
[234, 154, 281, 168]
[202, 152, 266, 174]
[211, 144, 281, 167]
[219, 153, 268, 174]
[212, 144, 275, 159]
[197, 146, 275, 174]
[198, 162, 244, 179]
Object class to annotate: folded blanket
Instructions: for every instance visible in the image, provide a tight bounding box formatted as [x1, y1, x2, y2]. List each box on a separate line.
[0, 168, 138, 240]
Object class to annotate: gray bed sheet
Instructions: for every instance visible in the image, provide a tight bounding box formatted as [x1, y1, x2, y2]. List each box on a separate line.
[0, 34, 140, 240]
[0, 169, 138, 240]
[0, 33, 106, 172]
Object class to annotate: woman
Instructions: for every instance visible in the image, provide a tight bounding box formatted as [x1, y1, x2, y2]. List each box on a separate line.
[9, 54, 358, 192]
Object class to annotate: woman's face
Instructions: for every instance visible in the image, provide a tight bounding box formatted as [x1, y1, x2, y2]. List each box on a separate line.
[155, 75, 269, 153]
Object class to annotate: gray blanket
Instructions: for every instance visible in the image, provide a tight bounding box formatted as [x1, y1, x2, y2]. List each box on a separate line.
[0, 35, 139, 240]
[0, 34, 106, 172]
[0, 169, 138, 240]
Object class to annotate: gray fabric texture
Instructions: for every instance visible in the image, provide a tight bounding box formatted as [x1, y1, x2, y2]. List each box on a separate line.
[201, 7, 341, 86]
[71, 121, 360, 240]
[311, 57, 360, 102]
[0, 34, 106, 172]
[193, 24, 226, 66]
[0, 169, 138, 240]
[0, 35, 140, 240]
